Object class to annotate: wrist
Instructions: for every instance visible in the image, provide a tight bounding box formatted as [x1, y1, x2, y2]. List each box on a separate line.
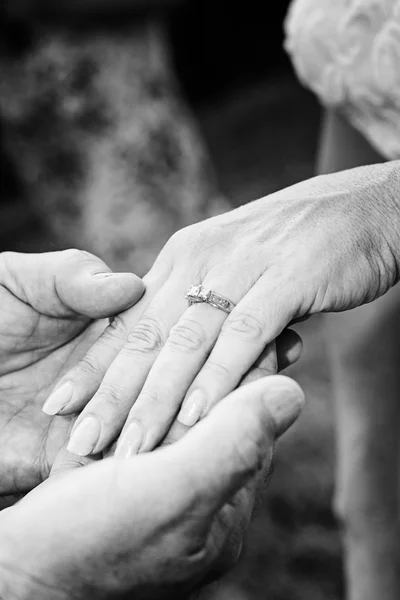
[365, 161, 400, 291]
[346, 160, 400, 296]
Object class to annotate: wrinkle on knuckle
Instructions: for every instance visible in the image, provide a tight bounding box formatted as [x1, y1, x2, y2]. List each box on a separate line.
[78, 355, 102, 377]
[168, 318, 208, 353]
[96, 383, 125, 407]
[224, 310, 265, 340]
[205, 358, 231, 378]
[136, 388, 161, 408]
[124, 315, 165, 355]
[63, 248, 95, 266]
[107, 315, 128, 340]
[54, 454, 92, 473]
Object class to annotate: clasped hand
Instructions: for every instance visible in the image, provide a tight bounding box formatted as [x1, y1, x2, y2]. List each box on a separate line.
[0, 248, 304, 600]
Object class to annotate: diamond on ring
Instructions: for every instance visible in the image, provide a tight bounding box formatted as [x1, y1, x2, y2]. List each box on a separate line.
[185, 284, 211, 303]
[185, 284, 235, 314]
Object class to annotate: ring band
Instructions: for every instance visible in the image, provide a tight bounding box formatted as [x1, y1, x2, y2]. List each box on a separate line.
[185, 284, 235, 314]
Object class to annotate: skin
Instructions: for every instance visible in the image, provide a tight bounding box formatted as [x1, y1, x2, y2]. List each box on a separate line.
[319, 111, 400, 600]
[0, 247, 300, 500]
[0, 375, 304, 600]
[0, 249, 144, 497]
[49, 161, 400, 458]
[0, 248, 303, 599]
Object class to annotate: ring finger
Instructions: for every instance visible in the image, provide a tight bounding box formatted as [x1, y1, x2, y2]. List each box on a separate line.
[113, 267, 263, 457]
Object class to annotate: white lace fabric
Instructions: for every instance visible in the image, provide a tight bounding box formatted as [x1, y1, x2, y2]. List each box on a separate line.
[285, 0, 400, 159]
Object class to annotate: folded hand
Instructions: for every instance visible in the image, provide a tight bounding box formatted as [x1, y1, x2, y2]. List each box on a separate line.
[0, 250, 143, 496]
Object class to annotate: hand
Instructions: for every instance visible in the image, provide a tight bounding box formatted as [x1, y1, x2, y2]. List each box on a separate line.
[46, 161, 400, 458]
[0, 375, 304, 600]
[0, 250, 143, 496]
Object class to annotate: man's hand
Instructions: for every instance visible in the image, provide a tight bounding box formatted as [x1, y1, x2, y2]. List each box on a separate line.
[0, 375, 304, 600]
[0, 250, 144, 496]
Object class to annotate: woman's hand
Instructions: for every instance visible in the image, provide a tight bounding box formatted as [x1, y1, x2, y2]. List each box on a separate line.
[48, 161, 400, 458]
[0, 249, 143, 496]
[0, 376, 304, 600]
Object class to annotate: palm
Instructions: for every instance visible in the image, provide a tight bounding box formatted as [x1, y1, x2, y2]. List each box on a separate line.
[0, 284, 106, 497]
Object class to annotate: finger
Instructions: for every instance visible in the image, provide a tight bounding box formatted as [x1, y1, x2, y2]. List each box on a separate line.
[158, 343, 288, 577]
[0, 249, 144, 319]
[159, 341, 277, 448]
[114, 303, 228, 457]
[241, 329, 303, 384]
[167, 375, 304, 517]
[114, 270, 257, 457]
[42, 306, 141, 417]
[275, 328, 303, 372]
[177, 274, 297, 427]
[158, 329, 302, 448]
[115, 325, 299, 457]
[42, 270, 164, 418]
[64, 277, 187, 456]
[50, 447, 100, 478]
[240, 341, 277, 385]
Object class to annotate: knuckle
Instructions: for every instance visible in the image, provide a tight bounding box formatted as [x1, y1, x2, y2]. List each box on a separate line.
[168, 318, 208, 353]
[96, 383, 125, 407]
[169, 225, 204, 256]
[62, 248, 95, 264]
[78, 355, 103, 377]
[53, 454, 92, 474]
[135, 388, 160, 408]
[205, 358, 231, 378]
[106, 315, 128, 341]
[123, 314, 165, 355]
[224, 310, 265, 340]
[169, 226, 191, 247]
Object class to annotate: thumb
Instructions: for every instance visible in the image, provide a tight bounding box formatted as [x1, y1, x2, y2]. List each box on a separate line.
[55, 250, 145, 319]
[0, 249, 144, 319]
[168, 375, 304, 517]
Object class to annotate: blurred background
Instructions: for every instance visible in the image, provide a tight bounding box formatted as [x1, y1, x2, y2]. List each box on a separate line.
[0, 2, 340, 599]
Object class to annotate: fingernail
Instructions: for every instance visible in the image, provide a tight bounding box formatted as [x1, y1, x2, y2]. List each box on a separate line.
[67, 416, 101, 456]
[95, 271, 128, 278]
[178, 390, 207, 427]
[42, 382, 73, 415]
[115, 422, 143, 459]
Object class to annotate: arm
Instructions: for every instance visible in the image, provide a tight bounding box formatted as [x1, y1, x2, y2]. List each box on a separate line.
[46, 159, 400, 459]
